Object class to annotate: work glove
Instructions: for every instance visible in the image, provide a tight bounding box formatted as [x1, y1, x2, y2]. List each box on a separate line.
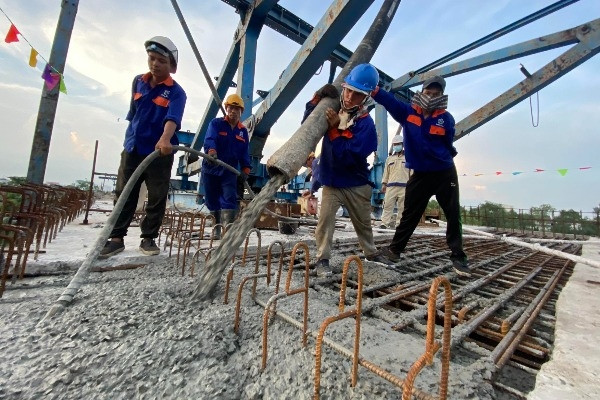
[207, 152, 218, 165]
[316, 84, 339, 99]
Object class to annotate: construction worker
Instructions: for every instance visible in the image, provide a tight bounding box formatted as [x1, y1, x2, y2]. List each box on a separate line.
[372, 76, 471, 276]
[100, 36, 186, 259]
[201, 93, 251, 238]
[304, 63, 394, 274]
[380, 134, 411, 229]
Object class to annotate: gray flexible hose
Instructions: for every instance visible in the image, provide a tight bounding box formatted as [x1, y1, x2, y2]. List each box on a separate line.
[38, 145, 241, 324]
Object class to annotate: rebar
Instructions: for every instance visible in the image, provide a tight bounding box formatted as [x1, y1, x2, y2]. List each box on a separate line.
[224, 228, 261, 304]
[314, 256, 364, 399]
[261, 242, 310, 370]
[402, 277, 452, 400]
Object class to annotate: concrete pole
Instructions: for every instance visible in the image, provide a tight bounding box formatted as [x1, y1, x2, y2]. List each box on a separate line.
[27, 0, 79, 184]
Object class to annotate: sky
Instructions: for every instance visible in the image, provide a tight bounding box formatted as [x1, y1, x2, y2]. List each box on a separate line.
[0, 0, 599, 212]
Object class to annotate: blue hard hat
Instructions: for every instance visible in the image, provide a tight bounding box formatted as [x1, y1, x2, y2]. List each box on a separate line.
[344, 63, 379, 94]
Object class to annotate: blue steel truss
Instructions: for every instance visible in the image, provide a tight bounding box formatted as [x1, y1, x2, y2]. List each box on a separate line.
[171, 0, 597, 214]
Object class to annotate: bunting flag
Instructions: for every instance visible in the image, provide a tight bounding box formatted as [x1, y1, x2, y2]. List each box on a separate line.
[2, 7, 68, 94]
[4, 23, 18, 42]
[59, 75, 67, 94]
[41, 63, 60, 90]
[28, 48, 38, 67]
[461, 166, 593, 178]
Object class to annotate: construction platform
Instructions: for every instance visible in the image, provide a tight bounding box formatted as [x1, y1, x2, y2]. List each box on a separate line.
[0, 201, 599, 399]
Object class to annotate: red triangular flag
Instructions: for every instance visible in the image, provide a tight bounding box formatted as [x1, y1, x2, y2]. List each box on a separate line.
[4, 24, 20, 43]
[495, 171, 502, 175]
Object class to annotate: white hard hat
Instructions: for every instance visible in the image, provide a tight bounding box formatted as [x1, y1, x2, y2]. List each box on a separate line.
[145, 36, 178, 73]
[392, 134, 403, 144]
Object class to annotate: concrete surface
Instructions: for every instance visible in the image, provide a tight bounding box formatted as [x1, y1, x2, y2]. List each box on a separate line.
[528, 241, 600, 399]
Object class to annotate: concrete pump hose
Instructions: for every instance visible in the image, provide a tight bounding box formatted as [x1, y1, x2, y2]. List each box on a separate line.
[38, 146, 242, 325]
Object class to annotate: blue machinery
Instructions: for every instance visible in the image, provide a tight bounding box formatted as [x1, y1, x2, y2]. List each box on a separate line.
[171, 0, 599, 215]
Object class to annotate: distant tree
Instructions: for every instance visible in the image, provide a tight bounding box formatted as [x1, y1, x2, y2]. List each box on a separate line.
[426, 199, 440, 213]
[478, 201, 509, 228]
[69, 180, 92, 191]
[6, 176, 27, 186]
[552, 209, 582, 234]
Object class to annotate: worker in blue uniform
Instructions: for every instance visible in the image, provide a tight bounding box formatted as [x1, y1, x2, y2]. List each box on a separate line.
[304, 64, 394, 274]
[100, 36, 186, 259]
[201, 93, 252, 238]
[372, 76, 471, 276]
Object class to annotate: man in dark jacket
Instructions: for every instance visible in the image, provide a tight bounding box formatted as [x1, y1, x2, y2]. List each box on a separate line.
[372, 76, 470, 276]
[305, 64, 394, 274]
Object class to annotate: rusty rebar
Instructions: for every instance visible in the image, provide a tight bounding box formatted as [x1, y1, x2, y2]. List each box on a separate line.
[261, 242, 310, 370]
[223, 228, 260, 304]
[253, 298, 437, 400]
[492, 259, 569, 368]
[234, 272, 272, 334]
[402, 277, 452, 400]
[314, 255, 364, 399]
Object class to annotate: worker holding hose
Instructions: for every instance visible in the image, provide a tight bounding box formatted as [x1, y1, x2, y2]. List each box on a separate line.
[304, 63, 394, 275]
[99, 36, 186, 259]
[200, 93, 252, 239]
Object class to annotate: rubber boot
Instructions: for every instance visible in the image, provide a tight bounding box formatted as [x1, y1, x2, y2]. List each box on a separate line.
[210, 210, 221, 240]
[220, 209, 237, 237]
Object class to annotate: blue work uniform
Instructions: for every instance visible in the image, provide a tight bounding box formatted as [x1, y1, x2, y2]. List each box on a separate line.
[372, 86, 466, 263]
[110, 72, 187, 240]
[124, 73, 186, 155]
[372, 88, 456, 172]
[201, 116, 251, 211]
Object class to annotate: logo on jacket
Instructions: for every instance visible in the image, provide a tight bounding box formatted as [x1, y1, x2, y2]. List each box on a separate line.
[161, 90, 170, 98]
[436, 118, 445, 127]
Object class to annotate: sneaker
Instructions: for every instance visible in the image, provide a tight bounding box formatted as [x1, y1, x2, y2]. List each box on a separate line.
[380, 247, 400, 263]
[452, 259, 471, 277]
[365, 251, 395, 266]
[315, 259, 332, 277]
[139, 238, 160, 256]
[98, 240, 124, 259]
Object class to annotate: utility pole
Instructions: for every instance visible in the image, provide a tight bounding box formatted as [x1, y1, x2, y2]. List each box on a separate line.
[27, 0, 79, 184]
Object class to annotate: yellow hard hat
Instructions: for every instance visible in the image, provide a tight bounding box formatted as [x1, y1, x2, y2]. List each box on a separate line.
[224, 93, 245, 110]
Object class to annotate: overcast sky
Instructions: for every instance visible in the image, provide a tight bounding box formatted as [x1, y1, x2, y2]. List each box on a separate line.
[1, 0, 599, 211]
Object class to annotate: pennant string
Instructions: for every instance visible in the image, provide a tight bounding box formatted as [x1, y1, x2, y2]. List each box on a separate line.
[1, 6, 63, 76]
[459, 166, 593, 178]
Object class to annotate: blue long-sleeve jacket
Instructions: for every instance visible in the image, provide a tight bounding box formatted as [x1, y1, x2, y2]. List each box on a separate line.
[124, 73, 187, 155]
[304, 99, 376, 188]
[201, 116, 251, 176]
[310, 156, 322, 193]
[372, 87, 457, 172]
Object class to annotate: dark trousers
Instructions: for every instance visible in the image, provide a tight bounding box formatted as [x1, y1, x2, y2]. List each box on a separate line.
[202, 171, 238, 211]
[389, 165, 467, 261]
[110, 151, 174, 239]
